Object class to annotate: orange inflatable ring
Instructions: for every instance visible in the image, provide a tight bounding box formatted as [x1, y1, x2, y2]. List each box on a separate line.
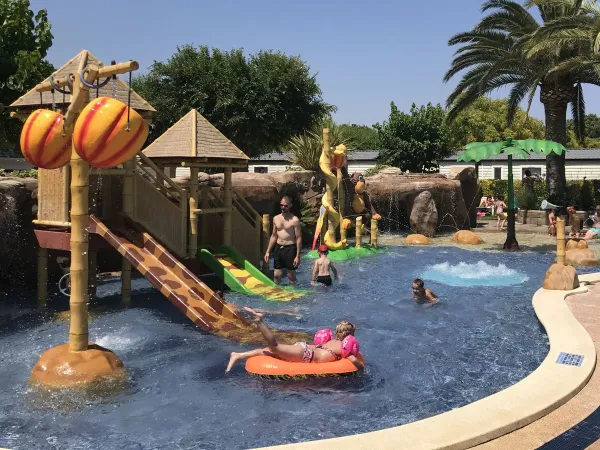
[20, 109, 72, 169]
[245, 352, 365, 379]
[73, 96, 148, 169]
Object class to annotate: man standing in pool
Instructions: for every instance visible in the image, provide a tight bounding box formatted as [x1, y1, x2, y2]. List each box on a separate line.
[264, 196, 302, 285]
[412, 278, 438, 305]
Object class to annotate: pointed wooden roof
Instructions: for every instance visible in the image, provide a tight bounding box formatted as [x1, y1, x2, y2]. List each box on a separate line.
[142, 109, 249, 166]
[10, 50, 155, 113]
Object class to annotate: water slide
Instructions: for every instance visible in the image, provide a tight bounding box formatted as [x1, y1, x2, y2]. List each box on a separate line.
[197, 246, 306, 301]
[89, 216, 306, 344]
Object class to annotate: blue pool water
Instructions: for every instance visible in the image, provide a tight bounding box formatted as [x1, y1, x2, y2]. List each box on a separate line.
[0, 246, 591, 449]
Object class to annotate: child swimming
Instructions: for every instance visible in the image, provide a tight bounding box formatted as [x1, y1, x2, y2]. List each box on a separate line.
[225, 307, 363, 372]
[311, 244, 339, 286]
[412, 278, 438, 305]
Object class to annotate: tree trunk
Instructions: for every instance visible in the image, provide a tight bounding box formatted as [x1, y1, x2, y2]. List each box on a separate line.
[540, 82, 572, 207]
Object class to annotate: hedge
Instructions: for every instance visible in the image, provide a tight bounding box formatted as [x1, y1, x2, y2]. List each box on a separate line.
[479, 178, 599, 211]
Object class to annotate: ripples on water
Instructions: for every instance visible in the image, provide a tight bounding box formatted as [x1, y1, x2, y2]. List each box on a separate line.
[1, 246, 591, 449]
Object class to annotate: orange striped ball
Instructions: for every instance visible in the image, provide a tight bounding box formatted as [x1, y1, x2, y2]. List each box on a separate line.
[73, 97, 149, 169]
[20, 109, 72, 169]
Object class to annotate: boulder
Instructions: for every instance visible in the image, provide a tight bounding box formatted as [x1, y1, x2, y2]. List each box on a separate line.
[378, 167, 403, 175]
[566, 239, 588, 250]
[449, 167, 481, 228]
[0, 177, 38, 287]
[405, 234, 431, 245]
[409, 191, 438, 237]
[452, 230, 484, 245]
[565, 248, 599, 266]
[365, 173, 470, 234]
[543, 264, 580, 290]
[230, 173, 280, 216]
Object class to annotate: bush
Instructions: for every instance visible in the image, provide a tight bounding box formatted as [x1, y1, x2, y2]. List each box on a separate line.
[480, 177, 600, 210]
[0, 168, 38, 178]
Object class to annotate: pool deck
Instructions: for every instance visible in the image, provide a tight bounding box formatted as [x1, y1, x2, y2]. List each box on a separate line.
[259, 273, 600, 450]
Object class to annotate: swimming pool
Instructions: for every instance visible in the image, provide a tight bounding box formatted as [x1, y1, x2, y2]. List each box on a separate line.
[0, 246, 587, 449]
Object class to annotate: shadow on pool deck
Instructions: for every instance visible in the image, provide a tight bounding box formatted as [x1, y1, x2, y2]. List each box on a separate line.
[474, 283, 600, 449]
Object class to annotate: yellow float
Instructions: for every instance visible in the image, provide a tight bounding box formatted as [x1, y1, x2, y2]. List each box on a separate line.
[73, 96, 148, 168]
[20, 109, 72, 169]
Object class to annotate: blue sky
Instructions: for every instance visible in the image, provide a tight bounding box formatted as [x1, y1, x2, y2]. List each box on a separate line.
[31, 0, 600, 127]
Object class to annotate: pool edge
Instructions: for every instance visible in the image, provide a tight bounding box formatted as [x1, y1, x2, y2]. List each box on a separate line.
[257, 273, 600, 450]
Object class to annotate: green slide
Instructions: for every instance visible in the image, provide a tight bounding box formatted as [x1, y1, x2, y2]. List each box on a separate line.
[197, 246, 306, 301]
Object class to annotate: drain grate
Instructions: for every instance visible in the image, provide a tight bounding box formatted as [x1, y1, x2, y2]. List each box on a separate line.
[556, 352, 584, 367]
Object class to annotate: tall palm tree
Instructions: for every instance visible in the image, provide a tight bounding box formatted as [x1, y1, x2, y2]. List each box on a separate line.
[444, 0, 600, 204]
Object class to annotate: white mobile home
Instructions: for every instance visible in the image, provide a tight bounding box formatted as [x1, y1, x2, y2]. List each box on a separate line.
[247, 150, 380, 174]
[439, 148, 600, 181]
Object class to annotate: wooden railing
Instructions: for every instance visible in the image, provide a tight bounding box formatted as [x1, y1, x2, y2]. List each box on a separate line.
[199, 186, 262, 266]
[35, 152, 260, 265]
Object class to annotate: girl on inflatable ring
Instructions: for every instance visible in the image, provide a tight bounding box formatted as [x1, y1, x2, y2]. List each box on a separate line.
[226, 307, 363, 373]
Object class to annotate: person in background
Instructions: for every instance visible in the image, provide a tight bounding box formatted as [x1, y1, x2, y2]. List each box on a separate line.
[495, 196, 507, 230]
[311, 244, 339, 287]
[548, 209, 557, 236]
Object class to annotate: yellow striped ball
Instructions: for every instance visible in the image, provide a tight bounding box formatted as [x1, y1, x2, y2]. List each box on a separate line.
[20, 109, 72, 169]
[73, 97, 148, 168]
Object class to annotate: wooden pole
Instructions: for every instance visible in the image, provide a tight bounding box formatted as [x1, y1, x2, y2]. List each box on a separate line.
[37, 247, 48, 309]
[371, 217, 378, 248]
[556, 217, 566, 265]
[200, 186, 208, 247]
[88, 249, 97, 300]
[262, 214, 270, 274]
[69, 143, 90, 351]
[101, 175, 112, 220]
[122, 159, 135, 219]
[223, 167, 233, 247]
[188, 167, 199, 257]
[122, 158, 135, 306]
[121, 258, 132, 306]
[356, 216, 363, 249]
[68, 56, 95, 352]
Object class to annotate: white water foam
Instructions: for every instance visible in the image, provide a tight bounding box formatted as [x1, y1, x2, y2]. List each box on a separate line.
[421, 260, 529, 287]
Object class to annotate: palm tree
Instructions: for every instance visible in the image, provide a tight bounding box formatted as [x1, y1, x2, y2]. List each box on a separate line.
[444, 0, 600, 204]
[286, 118, 355, 171]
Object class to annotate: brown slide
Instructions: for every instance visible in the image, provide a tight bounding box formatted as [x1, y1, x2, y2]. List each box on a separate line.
[89, 216, 308, 345]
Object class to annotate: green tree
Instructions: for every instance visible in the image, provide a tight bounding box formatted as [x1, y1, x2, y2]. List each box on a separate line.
[0, 0, 54, 152]
[567, 114, 600, 147]
[132, 45, 333, 158]
[337, 124, 380, 149]
[450, 97, 545, 148]
[443, 0, 600, 205]
[374, 102, 452, 173]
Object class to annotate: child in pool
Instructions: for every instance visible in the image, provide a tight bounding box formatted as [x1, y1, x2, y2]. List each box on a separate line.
[412, 278, 438, 305]
[225, 307, 363, 372]
[311, 244, 339, 286]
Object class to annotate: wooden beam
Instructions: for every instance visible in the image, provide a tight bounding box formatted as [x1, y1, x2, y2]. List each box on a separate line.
[191, 207, 234, 215]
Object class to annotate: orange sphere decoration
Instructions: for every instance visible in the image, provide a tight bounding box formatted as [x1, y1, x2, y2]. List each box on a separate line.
[20, 109, 72, 169]
[73, 96, 148, 168]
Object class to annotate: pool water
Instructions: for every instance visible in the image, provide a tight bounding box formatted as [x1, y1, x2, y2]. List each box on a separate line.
[0, 246, 590, 449]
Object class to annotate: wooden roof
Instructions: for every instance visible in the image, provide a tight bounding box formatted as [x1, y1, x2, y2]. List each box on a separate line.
[10, 50, 155, 112]
[142, 109, 249, 164]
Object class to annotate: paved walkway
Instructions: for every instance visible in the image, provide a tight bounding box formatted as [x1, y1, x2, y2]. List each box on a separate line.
[474, 284, 600, 449]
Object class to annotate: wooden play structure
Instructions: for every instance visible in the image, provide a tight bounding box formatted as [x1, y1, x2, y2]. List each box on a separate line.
[11, 50, 307, 386]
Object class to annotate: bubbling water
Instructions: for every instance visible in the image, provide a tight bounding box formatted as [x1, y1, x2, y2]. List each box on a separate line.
[421, 260, 529, 287]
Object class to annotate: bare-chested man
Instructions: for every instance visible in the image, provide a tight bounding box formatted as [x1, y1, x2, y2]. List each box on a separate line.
[264, 196, 302, 285]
